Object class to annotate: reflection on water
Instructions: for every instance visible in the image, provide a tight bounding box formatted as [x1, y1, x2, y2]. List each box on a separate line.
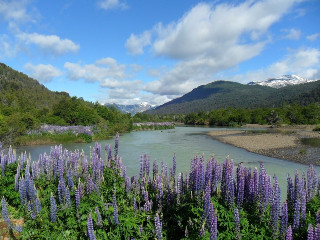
[16, 126, 318, 199]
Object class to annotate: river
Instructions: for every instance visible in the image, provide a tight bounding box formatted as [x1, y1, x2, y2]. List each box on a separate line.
[16, 126, 318, 198]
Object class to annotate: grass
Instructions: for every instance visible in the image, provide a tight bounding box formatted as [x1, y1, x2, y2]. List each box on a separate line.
[300, 138, 320, 147]
[13, 132, 89, 146]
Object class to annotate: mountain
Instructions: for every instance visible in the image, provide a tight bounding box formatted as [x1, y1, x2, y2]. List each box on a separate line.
[248, 75, 317, 88]
[0, 63, 70, 111]
[106, 102, 155, 115]
[146, 80, 320, 114]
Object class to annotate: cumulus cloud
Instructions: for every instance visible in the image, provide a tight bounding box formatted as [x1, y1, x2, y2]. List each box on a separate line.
[307, 33, 320, 41]
[98, 0, 127, 10]
[17, 33, 80, 55]
[24, 63, 62, 82]
[64, 58, 142, 89]
[128, 0, 302, 97]
[231, 47, 320, 83]
[125, 31, 151, 55]
[0, 0, 34, 24]
[282, 28, 301, 40]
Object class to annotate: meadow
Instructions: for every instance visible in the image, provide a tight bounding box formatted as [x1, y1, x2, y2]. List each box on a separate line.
[1, 134, 320, 239]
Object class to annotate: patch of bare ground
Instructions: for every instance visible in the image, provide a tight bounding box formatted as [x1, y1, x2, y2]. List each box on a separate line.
[207, 125, 320, 165]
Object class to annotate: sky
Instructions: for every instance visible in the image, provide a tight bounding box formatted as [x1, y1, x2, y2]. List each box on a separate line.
[0, 0, 320, 106]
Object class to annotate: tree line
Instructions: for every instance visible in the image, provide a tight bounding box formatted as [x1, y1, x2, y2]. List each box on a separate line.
[183, 103, 320, 126]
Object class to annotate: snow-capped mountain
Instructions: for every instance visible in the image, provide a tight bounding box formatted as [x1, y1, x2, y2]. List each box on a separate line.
[105, 102, 156, 115]
[248, 75, 317, 88]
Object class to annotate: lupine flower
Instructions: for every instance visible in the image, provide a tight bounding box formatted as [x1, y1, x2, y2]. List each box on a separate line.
[75, 188, 80, 209]
[286, 226, 292, 240]
[234, 207, 241, 240]
[65, 186, 71, 207]
[155, 213, 162, 240]
[307, 224, 314, 240]
[114, 132, 119, 158]
[95, 207, 103, 227]
[1, 197, 12, 229]
[67, 168, 74, 189]
[314, 224, 320, 239]
[280, 202, 288, 239]
[316, 210, 320, 224]
[35, 196, 41, 214]
[133, 197, 137, 212]
[139, 225, 143, 235]
[50, 193, 57, 222]
[293, 197, 300, 230]
[87, 212, 96, 240]
[113, 203, 119, 225]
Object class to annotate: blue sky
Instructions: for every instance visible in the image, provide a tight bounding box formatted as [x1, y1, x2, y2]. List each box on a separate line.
[0, 0, 319, 106]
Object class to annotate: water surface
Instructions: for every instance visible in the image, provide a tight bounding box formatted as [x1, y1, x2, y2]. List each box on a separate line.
[16, 126, 318, 198]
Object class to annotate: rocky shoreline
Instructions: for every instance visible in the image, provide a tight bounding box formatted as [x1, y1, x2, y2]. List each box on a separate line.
[207, 125, 320, 166]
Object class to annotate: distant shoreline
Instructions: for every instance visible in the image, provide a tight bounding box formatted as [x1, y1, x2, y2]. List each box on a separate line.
[207, 124, 320, 166]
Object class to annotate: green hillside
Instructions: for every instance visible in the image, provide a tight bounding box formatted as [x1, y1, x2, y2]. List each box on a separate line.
[147, 80, 320, 114]
[0, 63, 132, 145]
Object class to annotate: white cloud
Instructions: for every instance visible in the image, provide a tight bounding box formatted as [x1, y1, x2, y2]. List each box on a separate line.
[231, 47, 320, 83]
[282, 28, 301, 40]
[17, 33, 80, 55]
[64, 58, 142, 89]
[24, 63, 62, 83]
[307, 33, 320, 41]
[125, 31, 151, 55]
[98, 0, 127, 10]
[128, 0, 302, 97]
[0, 0, 33, 24]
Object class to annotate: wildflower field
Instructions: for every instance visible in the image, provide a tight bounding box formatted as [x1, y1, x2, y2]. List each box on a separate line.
[0, 135, 320, 239]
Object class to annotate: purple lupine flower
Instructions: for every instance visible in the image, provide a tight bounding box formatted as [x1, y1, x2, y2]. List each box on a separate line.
[209, 204, 217, 240]
[173, 153, 176, 177]
[67, 168, 74, 189]
[203, 181, 211, 222]
[50, 193, 57, 222]
[1, 197, 12, 229]
[316, 210, 320, 224]
[87, 175, 94, 195]
[236, 164, 245, 208]
[133, 197, 137, 212]
[315, 224, 320, 239]
[35, 196, 41, 214]
[280, 202, 288, 239]
[307, 164, 316, 201]
[307, 224, 314, 240]
[155, 213, 162, 240]
[95, 207, 103, 227]
[234, 207, 240, 240]
[139, 155, 144, 180]
[287, 174, 294, 210]
[65, 186, 71, 207]
[113, 203, 119, 225]
[75, 188, 80, 209]
[153, 159, 158, 180]
[293, 199, 300, 230]
[286, 226, 292, 240]
[114, 132, 119, 158]
[19, 177, 25, 205]
[271, 175, 281, 239]
[301, 189, 307, 225]
[87, 212, 96, 240]
[139, 225, 143, 235]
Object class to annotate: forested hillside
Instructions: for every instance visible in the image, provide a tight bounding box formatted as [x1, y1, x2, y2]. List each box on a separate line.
[0, 63, 132, 145]
[147, 80, 320, 114]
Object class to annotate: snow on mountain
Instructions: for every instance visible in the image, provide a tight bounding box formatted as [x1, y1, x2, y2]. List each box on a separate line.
[105, 103, 156, 115]
[248, 75, 317, 88]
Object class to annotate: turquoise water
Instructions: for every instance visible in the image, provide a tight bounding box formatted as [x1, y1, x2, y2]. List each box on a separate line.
[16, 126, 318, 198]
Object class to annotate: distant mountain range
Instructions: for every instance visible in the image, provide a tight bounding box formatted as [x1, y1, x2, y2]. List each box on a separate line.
[105, 102, 155, 115]
[146, 78, 320, 114]
[248, 75, 317, 88]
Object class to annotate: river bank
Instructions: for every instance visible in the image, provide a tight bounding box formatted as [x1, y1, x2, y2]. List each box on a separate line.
[207, 124, 320, 166]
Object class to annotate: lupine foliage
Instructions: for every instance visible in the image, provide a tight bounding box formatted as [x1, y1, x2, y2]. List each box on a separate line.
[1, 138, 320, 239]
